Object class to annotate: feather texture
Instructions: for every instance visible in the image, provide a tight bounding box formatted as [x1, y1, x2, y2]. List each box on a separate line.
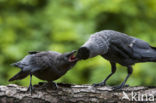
[77, 30, 156, 65]
[9, 51, 77, 81]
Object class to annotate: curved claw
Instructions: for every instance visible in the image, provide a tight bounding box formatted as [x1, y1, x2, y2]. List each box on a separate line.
[48, 81, 58, 90]
[92, 82, 106, 87]
[27, 85, 34, 95]
[112, 84, 129, 90]
[52, 82, 58, 89]
[112, 85, 123, 90]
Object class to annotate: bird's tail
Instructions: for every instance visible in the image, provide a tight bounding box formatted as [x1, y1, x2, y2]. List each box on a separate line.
[9, 71, 29, 81]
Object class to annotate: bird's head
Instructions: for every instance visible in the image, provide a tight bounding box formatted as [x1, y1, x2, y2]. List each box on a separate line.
[57, 50, 78, 71]
[76, 47, 90, 60]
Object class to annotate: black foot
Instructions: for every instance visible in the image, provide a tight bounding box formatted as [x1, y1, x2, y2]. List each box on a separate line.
[112, 84, 129, 90]
[48, 81, 58, 90]
[92, 82, 106, 87]
[124, 84, 129, 87]
[27, 85, 34, 94]
[112, 85, 123, 90]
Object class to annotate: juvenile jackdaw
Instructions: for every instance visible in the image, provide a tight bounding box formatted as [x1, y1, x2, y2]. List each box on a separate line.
[9, 50, 77, 93]
[76, 30, 156, 89]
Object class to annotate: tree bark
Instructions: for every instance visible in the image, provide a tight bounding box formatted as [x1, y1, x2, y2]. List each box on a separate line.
[0, 83, 155, 103]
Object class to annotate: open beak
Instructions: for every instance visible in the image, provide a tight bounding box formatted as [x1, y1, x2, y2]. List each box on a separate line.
[68, 50, 78, 62]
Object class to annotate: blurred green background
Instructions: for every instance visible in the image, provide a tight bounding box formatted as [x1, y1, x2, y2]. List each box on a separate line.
[0, 0, 156, 87]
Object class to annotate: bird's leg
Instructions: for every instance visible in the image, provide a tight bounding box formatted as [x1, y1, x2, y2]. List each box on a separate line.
[93, 62, 116, 87]
[47, 81, 58, 90]
[113, 66, 133, 90]
[27, 73, 34, 94]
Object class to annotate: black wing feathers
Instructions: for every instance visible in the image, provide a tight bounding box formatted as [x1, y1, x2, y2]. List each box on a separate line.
[9, 71, 29, 81]
[28, 51, 40, 54]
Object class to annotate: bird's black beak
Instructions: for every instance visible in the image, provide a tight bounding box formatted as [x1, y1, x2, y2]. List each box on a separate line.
[76, 47, 90, 60]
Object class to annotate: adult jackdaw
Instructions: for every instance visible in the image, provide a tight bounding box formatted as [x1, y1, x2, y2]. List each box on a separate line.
[9, 50, 77, 93]
[76, 30, 156, 89]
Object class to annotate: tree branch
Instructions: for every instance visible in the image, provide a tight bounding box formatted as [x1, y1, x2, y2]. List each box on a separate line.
[0, 83, 155, 103]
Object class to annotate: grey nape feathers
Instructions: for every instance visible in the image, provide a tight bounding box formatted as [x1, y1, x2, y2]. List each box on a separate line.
[9, 50, 77, 93]
[76, 30, 156, 89]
